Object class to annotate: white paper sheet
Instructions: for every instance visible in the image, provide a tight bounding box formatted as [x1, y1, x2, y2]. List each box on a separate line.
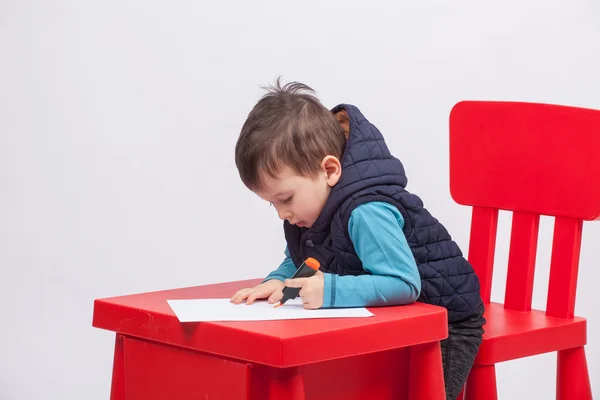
[166, 298, 374, 322]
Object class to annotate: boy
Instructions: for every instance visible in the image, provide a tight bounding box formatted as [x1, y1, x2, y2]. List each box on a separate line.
[230, 79, 485, 399]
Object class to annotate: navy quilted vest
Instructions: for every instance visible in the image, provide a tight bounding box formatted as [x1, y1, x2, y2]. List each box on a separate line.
[284, 104, 483, 323]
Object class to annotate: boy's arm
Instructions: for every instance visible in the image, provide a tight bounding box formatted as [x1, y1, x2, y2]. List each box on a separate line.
[263, 246, 297, 283]
[322, 202, 421, 308]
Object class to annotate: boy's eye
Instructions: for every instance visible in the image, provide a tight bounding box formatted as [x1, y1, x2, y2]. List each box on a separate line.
[268, 196, 293, 207]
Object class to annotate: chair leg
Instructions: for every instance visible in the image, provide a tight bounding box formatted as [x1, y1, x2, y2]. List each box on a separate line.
[464, 364, 497, 400]
[557, 346, 592, 400]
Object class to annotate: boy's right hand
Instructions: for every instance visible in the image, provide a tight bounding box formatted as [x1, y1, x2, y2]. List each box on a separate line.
[230, 279, 285, 305]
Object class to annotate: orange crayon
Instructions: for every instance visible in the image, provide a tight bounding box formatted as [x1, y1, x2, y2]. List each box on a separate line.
[274, 257, 320, 307]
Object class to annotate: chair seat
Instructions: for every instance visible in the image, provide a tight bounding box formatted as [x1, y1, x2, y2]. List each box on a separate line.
[475, 302, 587, 365]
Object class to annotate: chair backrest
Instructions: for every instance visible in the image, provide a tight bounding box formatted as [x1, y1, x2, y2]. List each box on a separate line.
[449, 101, 600, 318]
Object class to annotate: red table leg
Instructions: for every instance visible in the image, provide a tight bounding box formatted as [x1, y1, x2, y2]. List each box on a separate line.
[269, 367, 305, 400]
[110, 334, 125, 400]
[408, 341, 446, 399]
[248, 365, 305, 400]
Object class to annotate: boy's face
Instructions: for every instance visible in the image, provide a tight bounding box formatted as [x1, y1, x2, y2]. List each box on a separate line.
[256, 156, 342, 229]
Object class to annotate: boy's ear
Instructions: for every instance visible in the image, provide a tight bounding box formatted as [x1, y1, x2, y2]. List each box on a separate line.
[321, 155, 342, 187]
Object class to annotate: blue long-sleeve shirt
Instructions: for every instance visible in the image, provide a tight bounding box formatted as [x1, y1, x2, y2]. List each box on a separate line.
[263, 201, 421, 308]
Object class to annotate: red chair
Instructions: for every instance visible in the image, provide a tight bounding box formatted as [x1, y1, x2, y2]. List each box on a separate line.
[449, 101, 598, 400]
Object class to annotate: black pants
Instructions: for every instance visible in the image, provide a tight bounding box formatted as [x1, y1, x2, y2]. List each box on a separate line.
[440, 305, 486, 400]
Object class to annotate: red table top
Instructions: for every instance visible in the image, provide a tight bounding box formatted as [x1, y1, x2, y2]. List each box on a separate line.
[93, 279, 448, 367]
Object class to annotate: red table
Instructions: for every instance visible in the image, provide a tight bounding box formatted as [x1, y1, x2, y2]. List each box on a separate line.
[93, 279, 448, 399]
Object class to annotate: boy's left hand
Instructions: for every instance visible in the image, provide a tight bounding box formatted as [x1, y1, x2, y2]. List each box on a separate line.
[284, 271, 324, 309]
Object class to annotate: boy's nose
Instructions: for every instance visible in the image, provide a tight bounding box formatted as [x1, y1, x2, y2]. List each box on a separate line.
[278, 209, 292, 221]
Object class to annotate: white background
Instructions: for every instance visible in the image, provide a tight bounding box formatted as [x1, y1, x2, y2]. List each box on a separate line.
[1, 1, 599, 398]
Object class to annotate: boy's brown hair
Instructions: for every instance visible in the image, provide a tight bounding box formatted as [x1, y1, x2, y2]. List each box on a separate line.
[235, 79, 346, 192]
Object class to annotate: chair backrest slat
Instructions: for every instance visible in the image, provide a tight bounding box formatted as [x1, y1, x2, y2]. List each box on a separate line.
[468, 206, 499, 305]
[547, 217, 583, 319]
[504, 211, 540, 312]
